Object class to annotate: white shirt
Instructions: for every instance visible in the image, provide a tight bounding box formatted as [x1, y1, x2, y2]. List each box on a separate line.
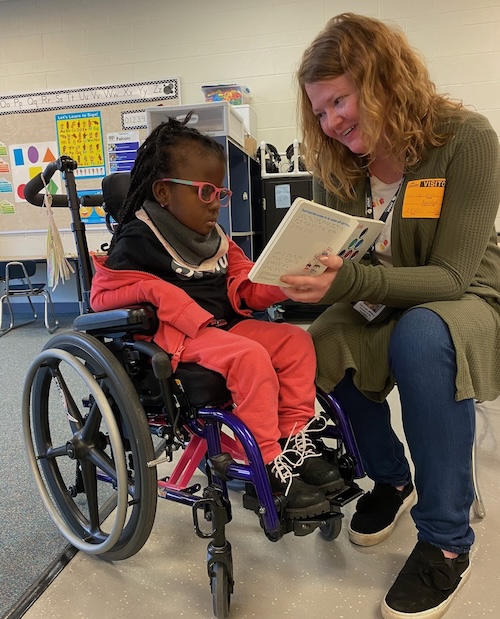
[370, 174, 403, 268]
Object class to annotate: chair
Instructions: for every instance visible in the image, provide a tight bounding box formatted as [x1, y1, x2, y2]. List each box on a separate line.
[0, 260, 59, 336]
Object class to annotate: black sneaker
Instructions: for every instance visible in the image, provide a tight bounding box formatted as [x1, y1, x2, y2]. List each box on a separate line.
[382, 541, 471, 619]
[266, 455, 330, 519]
[348, 481, 416, 546]
[280, 417, 345, 493]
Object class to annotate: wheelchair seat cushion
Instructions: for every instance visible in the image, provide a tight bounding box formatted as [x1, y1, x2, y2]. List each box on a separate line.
[175, 362, 231, 407]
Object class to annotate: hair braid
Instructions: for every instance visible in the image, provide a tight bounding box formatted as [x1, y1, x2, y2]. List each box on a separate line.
[108, 113, 226, 252]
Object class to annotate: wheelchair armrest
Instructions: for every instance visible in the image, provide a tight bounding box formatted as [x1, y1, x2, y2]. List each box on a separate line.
[73, 305, 159, 336]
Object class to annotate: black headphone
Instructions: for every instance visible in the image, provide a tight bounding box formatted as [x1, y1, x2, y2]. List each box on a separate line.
[256, 143, 281, 173]
[285, 143, 306, 172]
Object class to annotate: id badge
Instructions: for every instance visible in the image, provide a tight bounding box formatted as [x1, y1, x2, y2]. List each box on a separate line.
[402, 178, 445, 218]
[353, 301, 388, 322]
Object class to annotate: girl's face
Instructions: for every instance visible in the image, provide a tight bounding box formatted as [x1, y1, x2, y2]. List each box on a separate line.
[154, 150, 227, 236]
[305, 74, 367, 154]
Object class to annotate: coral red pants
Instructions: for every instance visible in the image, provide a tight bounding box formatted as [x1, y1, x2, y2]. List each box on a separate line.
[179, 319, 317, 464]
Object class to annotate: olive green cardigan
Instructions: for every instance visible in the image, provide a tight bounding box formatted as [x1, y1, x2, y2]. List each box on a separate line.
[309, 109, 500, 403]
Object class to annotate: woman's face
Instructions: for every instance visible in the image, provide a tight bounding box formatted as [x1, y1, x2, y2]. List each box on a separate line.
[153, 149, 227, 236]
[305, 74, 367, 154]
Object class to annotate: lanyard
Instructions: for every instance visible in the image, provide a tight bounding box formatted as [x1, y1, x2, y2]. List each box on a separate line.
[365, 172, 405, 264]
[365, 172, 405, 221]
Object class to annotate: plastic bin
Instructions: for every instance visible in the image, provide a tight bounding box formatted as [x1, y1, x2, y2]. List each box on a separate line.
[201, 84, 250, 106]
[145, 102, 245, 147]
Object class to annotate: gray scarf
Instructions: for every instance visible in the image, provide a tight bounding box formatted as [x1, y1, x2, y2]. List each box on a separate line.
[142, 200, 221, 266]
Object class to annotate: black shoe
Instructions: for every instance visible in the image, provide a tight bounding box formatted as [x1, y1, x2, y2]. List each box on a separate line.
[266, 455, 330, 519]
[280, 417, 345, 493]
[348, 481, 416, 546]
[382, 541, 470, 619]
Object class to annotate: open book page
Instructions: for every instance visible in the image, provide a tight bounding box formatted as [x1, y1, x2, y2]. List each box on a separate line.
[337, 217, 385, 261]
[248, 198, 385, 287]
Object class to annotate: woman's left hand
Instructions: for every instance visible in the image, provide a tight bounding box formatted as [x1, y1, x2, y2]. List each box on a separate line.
[279, 254, 343, 303]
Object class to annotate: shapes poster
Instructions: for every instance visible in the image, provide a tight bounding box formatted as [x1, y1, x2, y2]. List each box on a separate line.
[8, 141, 61, 203]
[56, 110, 106, 179]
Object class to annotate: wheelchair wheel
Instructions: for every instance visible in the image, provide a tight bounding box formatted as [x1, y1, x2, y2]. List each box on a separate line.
[211, 562, 232, 619]
[319, 517, 342, 541]
[22, 332, 157, 561]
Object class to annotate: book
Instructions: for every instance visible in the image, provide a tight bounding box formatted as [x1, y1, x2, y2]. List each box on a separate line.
[248, 197, 385, 287]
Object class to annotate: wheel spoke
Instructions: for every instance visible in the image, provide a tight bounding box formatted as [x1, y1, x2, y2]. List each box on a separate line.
[51, 366, 85, 432]
[88, 446, 119, 482]
[80, 396, 103, 443]
[79, 459, 100, 533]
[38, 444, 68, 458]
[88, 447, 135, 499]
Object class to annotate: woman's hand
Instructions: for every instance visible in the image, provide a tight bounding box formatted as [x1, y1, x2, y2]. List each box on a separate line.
[279, 254, 343, 303]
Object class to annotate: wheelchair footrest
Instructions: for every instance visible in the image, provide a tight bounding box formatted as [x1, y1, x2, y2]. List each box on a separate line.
[242, 486, 343, 537]
[326, 483, 364, 507]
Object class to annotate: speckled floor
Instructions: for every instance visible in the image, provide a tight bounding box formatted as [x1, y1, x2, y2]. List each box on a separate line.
[21, 390, 500, 619]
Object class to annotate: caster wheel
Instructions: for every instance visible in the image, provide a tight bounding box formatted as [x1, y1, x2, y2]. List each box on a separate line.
[211, 561, 232, 619]
[319, 516, 342, 541]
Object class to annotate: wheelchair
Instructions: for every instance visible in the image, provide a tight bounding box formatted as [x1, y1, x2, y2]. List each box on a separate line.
[21, 156, 365, 619]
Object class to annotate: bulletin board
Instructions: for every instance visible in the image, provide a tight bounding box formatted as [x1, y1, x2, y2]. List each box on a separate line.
[0, 79, 180, 233]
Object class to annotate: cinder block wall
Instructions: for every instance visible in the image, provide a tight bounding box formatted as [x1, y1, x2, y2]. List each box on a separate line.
[1, 0, 499, 272]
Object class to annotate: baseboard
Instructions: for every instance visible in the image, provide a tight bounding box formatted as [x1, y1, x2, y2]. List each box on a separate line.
[1, 545, 78, 619]
[1, 302, 80, 317]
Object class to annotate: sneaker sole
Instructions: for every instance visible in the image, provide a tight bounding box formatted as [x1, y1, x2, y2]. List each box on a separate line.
[348, 486, 417, 547]
[380, 562, 471, 619]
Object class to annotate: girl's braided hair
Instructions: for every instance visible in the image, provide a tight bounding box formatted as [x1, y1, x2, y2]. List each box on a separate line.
[108, 113, 226, 251]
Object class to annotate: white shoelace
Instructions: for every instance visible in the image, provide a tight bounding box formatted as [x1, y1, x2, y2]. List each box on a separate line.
[281, 415, 328, 467]
[270, 453, 299, 496]
[270, 416, 329, 495]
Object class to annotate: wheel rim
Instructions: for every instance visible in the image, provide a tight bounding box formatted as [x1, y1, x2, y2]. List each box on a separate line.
[22, 331, 158, 560]
[23, 348, 129, 554]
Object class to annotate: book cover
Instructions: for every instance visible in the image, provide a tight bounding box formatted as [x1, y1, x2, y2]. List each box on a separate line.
[248, 197, 385, 286]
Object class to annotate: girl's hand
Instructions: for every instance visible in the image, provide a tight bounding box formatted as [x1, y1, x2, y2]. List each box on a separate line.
[279, 254, 343, 303]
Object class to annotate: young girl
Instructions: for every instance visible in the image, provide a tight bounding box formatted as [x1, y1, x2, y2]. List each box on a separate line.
[90, 116, 343, 519]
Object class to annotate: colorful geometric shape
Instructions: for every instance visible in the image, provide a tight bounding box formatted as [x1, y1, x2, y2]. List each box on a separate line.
[44, 147, 56, 162]
[28, 145, 39, 164]
[0, 178, 13, 192]
[29, 166, 42, 179]
[13, 148, 24, 166]
[0, 199, 15, 214]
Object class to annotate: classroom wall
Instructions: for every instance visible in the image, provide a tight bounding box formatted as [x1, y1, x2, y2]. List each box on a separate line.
[1, 0, 499, 142]
[1, 0, 499, 292]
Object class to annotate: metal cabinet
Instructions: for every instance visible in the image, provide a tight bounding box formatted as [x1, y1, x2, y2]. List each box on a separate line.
[214, 136, 260, 260]
[260, 174, 313, 247]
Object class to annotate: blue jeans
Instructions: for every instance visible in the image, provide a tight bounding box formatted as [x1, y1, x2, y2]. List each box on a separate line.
[334, 308, 475, 554]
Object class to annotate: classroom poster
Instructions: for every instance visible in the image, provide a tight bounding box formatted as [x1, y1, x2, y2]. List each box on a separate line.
[8, 140, 61, 203]
[107, 130, 139, 173]
[56, 111, 106, 179]
[77, 188, 106, 225]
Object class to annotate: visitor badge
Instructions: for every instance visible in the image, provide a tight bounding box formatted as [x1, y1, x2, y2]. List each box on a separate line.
[402, 178, 446, 218]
